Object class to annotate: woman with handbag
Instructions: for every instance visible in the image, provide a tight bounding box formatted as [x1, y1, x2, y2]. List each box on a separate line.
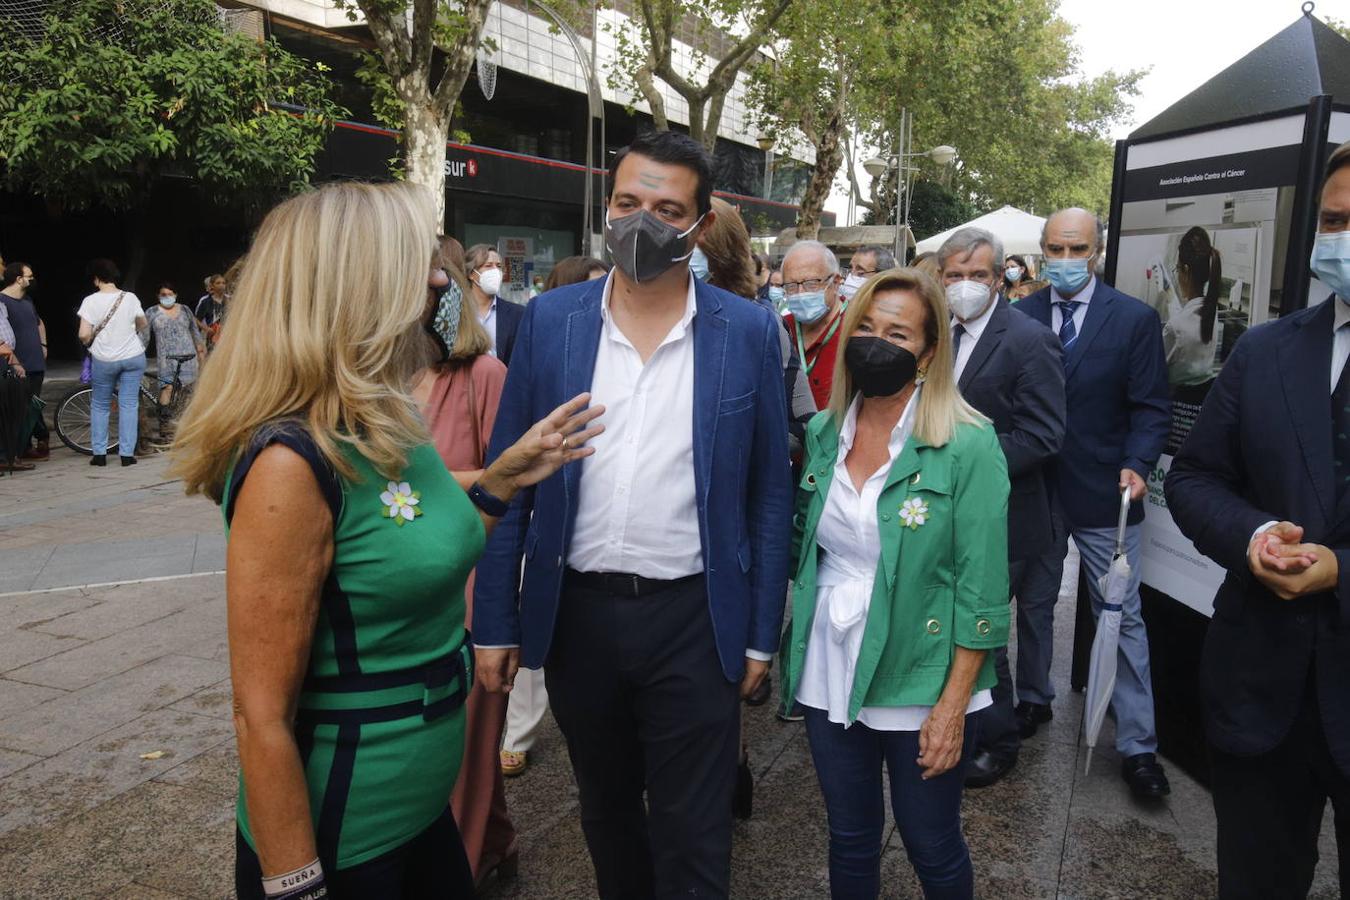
[411, 262, 517, 890]
[77, 259, 148, 466]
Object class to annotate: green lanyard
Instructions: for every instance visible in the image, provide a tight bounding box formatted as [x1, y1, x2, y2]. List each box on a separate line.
[796, 303, 846, 375]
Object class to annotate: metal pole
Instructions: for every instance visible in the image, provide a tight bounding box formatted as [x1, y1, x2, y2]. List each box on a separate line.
[893, 107, 907, 261]
[525, 0, 605, 256]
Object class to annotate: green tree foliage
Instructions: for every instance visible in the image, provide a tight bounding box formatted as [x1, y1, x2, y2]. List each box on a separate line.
[751, 0, 1141, 236]
[338, 0, 496, 226]
[0, 0, 343, 211]
[606, 0, 792, 152]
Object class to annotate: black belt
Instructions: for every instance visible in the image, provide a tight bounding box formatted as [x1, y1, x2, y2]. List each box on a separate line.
[565, 568, 702, 599]
[295, 643, 472, 726]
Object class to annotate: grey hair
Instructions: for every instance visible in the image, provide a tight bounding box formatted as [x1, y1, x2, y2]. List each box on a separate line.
[854, 245, 896, 271]
[937, 227, 1004, 274]
[782, 239, 839, 275]
[1040, 208, 1105, 252]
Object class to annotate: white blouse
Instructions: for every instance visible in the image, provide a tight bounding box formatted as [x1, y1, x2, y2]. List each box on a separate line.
[1163, 296, 1221, 387]
[796, 389, 992, 730]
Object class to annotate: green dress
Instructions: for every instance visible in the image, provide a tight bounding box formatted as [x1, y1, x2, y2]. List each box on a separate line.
[224, 424, 484, 869]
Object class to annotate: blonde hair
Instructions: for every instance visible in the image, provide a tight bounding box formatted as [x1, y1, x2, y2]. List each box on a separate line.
[826, 267, 983, 447]
[172, 181, 439, 502]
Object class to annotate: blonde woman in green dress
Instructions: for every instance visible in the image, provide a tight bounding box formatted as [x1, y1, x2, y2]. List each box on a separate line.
[172, 181, 603, 900]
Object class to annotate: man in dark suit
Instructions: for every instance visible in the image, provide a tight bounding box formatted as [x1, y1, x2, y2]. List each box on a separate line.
[473, 131, 792, 898]
[1164, 142, 1350, 899]
[935, 227, 1066, 788]
[464, 243, 525, 366]
[1016, 208, 1172, 798]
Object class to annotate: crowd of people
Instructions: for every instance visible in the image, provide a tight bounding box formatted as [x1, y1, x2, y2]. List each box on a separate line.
[2, 128, 1347, 899]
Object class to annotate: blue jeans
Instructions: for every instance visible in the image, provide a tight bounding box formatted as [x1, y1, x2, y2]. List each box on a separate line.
[90, 354, 145, 456]
[1016, 510, 1158, 756]
[804, 707, 976, 899]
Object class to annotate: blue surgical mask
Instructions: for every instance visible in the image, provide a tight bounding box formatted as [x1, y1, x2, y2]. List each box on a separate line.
[1043, 257, 1092, 296]
[1310, 231, 1350, 303]
[159, 295, 176, 307]
[768, 285, 786, 306]
[690, 246, 710, 281]
[787, 290, 829, 324]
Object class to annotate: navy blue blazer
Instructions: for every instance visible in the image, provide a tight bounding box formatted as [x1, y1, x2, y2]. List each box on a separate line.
[472, 276, 794, 682]
[957, 298, 1066, 561]
[493, 297, 524, 367]
[1165, 297, 1350, 774]
[1018, 281, 1170, 528]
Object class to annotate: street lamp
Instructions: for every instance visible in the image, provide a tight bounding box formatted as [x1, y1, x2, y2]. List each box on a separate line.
[862, 109, 956, 259]
[757, 133, 775, 202]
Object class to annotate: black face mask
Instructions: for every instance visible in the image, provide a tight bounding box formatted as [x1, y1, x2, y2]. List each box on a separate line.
[604, 209, 703, 284]
[844, 336, 919, 398]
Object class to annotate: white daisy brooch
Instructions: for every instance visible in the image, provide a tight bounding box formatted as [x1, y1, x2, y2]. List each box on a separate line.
[899, 497, 930, 530]
[380, 481, 423, 526]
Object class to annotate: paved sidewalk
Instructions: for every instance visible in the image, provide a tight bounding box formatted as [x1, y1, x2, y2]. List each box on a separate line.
[0, 449, 1339, 897]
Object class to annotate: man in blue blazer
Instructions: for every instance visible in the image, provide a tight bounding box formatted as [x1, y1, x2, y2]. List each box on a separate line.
[473, 131, 792, 899]
[1015, 208, 1172, 799]
[1164, 143, 1350, 899]
[935, 227, 1066, 788]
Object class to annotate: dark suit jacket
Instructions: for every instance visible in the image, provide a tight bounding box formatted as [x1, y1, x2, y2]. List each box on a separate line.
[493, 297, 525, 367]
[957, 298, 1066, 561]
[1165, 297, 1350, 775]
[473, 276, 793, 682]
[1018, 281, 1170, 528]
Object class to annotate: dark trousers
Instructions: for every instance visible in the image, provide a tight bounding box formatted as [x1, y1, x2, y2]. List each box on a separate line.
[27, 371, 47, 444]
[974, 560, 1028, 759]
[1211, 679, 1350, 899]
[545, 572, 740, 899]
[234, 806, 474, 899]
[804, 707, 976, 899]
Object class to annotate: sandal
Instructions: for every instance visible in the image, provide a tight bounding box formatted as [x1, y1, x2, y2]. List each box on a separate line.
[500, 749, 528, 777]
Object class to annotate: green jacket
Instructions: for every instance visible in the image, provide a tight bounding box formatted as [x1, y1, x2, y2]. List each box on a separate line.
[781, 409, 1011, 722]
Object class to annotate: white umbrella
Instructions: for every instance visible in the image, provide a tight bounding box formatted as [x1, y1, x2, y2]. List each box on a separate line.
[1083, 488, 1132, 775]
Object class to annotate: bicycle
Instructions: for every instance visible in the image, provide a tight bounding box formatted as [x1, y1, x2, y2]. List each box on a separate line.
[54, 353, 197, 456]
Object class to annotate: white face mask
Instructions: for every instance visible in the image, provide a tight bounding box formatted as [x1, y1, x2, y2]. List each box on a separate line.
[476, 268, 504, 296]
[945, 279, 995, 321]
[159, 295, 177, 307]
[839, 272, 866, 299]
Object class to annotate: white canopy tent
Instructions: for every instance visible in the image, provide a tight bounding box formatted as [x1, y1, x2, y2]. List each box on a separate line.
[915, 205, 1047, 257]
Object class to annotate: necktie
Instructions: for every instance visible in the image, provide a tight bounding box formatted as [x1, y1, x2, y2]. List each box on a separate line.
[952, 323, 966, 363]
[1334, 329, 1350, 497]
[1057, 301, 1081, 347]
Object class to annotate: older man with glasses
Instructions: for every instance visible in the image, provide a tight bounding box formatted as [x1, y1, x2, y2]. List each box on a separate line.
[782, 240, 847, 409]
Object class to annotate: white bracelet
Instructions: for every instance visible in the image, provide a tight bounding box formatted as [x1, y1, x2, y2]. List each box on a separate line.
[262, 858, 323, 898]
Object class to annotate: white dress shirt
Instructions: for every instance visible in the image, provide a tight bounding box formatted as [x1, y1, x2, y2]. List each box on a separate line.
[951, 295, 1000, 383]
[478, 296, 499, 357]
[796, 390, 992, 729]
[568, 272, 703, 579]
[1050, 275, 1096, 336]
[1333, 295, 1350, 390]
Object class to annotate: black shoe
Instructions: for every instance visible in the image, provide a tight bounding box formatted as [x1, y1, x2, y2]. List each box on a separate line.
[746, 673, 772, 707]
[90, 454, 106, 467]
[1121, 753, 1170, 799]
[120, 455, 137, 466]
[733, 757, 754, 820]
[964, 750, 1018, 788]
[1014, 702, 1052, 739]
[777, 701, 805, 723]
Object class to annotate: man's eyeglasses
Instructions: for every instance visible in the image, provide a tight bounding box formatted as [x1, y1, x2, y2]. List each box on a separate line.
[849, 267, 877, 277]
[783, 276, 835, 295]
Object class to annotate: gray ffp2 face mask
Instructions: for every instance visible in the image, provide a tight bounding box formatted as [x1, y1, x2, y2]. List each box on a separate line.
[604, 209, 705, 284]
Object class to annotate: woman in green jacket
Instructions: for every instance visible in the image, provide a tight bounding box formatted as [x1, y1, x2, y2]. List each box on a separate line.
[781, 267, 1010, 899]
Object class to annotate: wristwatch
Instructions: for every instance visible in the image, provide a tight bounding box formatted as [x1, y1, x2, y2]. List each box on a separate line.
[467, 481, 510, 517]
